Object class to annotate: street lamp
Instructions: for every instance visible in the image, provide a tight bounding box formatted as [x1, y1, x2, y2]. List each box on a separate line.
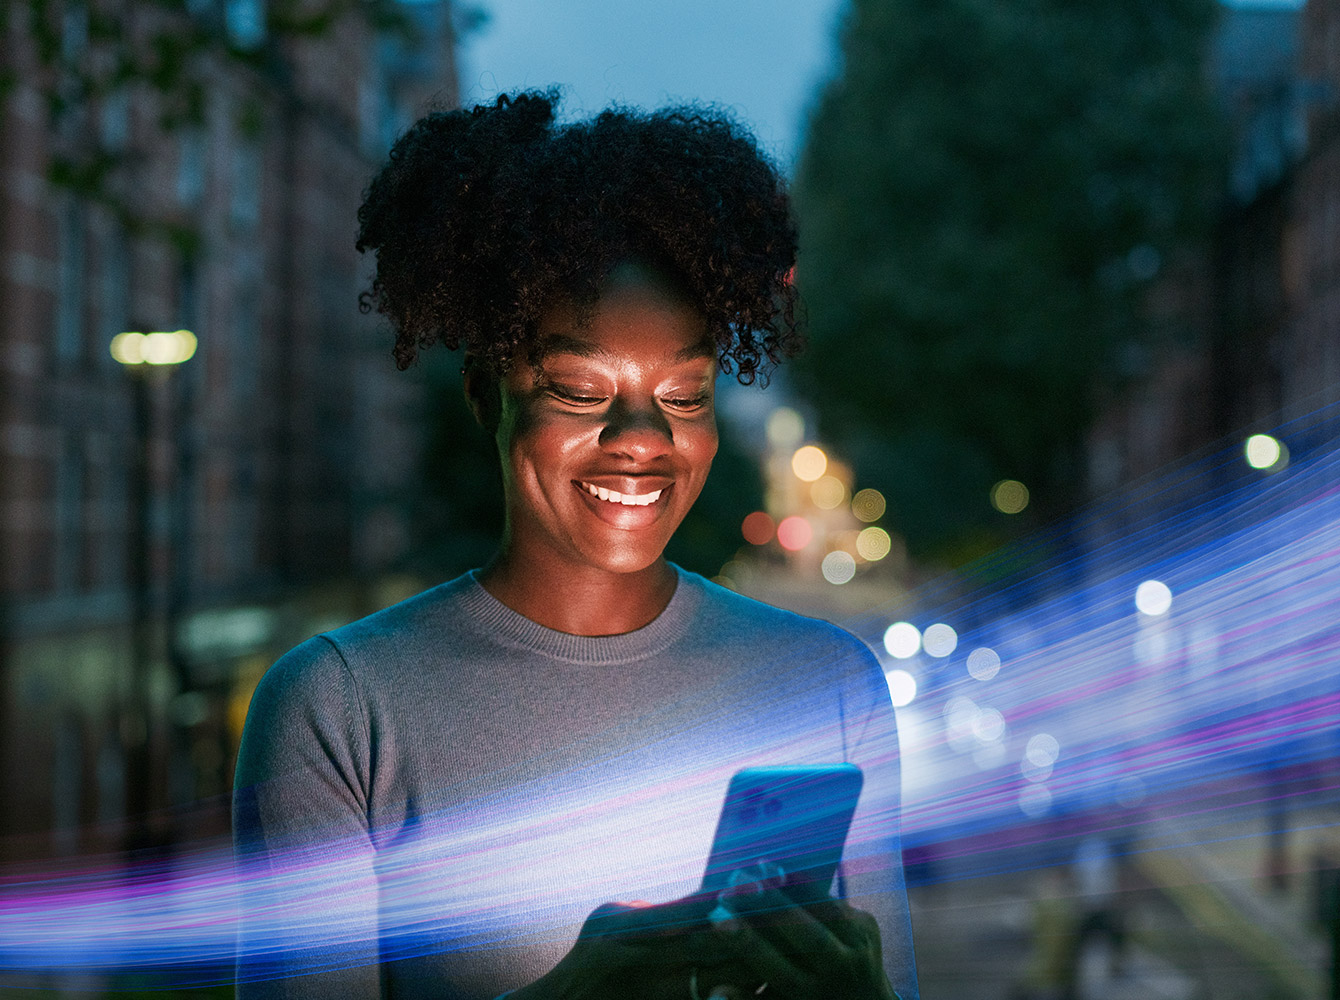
[111, 328, 196, 851]
[110, 329, 198, 366]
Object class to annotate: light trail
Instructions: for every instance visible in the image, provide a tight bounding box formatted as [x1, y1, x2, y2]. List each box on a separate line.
[1, 405, 1338, 983]
[866, 401, 1340, 857]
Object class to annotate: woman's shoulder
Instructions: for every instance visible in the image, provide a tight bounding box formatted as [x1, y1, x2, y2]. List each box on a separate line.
[261, 573, 483, 690]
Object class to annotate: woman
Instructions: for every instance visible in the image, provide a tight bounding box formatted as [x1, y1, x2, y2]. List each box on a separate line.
[233, 90, 918, 1000]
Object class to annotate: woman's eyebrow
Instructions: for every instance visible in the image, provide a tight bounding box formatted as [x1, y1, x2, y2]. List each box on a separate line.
[675, 339, 717, 363]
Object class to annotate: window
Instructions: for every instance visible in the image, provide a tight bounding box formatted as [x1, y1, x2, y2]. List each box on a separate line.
[55, 197, 87, 366]
[177, 129, 206, 208]
[54, 433, 87, 593]
[230, 140, 262, 231]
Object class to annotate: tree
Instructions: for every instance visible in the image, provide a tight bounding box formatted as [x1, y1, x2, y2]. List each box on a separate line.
[0, 0, 444, 248]
[793, 0, 1228, 565]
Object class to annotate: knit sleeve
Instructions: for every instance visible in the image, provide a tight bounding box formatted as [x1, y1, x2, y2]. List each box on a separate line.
[232, 636, 383, 999]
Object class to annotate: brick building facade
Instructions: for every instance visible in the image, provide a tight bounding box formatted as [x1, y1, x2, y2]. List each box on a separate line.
[1085, 0, 1339, 505]
[0, 0, 457, 855]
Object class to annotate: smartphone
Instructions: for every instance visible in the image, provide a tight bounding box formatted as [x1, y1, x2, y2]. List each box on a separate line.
[700, 764, 863, 902]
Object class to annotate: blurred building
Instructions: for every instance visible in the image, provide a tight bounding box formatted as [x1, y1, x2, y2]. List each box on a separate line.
[0, 0, 459, 857]
[1085, 0, 1339, 500]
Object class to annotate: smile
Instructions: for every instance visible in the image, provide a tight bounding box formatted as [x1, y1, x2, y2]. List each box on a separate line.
[579, 481, 664, 506]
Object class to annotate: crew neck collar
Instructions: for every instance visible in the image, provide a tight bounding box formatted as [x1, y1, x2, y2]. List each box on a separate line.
[457, 564, 701, 665]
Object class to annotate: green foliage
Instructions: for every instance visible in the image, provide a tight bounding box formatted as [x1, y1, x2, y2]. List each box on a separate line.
[793, 0, 1229, 563]
[16, 0, 412, 243]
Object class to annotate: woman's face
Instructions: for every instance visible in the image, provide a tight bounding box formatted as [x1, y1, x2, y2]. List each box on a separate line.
[489, 278, 719, 579]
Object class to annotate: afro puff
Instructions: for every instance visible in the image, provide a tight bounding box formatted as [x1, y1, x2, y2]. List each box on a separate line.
[355, 90, 801, 383]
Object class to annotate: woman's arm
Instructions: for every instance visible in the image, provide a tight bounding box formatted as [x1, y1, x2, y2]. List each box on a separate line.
[233, 638, 383, 998]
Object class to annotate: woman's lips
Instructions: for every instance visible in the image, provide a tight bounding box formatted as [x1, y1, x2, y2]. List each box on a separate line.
[573, 479, 672, 526]
[577, 480, 664, 506]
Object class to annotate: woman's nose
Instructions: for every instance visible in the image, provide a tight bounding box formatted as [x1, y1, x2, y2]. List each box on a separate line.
[598, 400, 674, 461]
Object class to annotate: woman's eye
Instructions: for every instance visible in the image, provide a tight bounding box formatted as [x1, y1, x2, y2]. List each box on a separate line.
[662, 394, 710, 411]
[548, 386, 606, 405]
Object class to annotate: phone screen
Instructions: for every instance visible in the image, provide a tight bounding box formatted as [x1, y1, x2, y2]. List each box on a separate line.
[700, 764, 863, 900]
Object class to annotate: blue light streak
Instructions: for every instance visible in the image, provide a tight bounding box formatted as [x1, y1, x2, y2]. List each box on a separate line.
[869, 404, 1340, 851]
[1, 407, 1337, 984]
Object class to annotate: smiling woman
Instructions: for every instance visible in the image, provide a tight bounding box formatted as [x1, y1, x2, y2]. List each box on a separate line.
[473, 268, 722, 633]
[232, 90, 919, 1000]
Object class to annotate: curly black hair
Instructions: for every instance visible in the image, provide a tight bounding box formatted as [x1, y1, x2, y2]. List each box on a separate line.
[355, 89, 800, 383]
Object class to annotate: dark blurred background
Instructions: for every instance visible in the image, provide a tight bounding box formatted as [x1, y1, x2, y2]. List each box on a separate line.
[2, 0, 1339, 996]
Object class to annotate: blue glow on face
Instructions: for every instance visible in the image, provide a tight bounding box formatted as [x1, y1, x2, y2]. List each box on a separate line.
[1, 410, 1338, 983]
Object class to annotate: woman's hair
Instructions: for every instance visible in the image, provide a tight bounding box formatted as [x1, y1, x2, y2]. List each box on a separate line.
[355, 89, 800, 384]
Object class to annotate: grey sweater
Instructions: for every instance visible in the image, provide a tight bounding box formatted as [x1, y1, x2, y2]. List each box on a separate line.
[233, 567, 918, 999]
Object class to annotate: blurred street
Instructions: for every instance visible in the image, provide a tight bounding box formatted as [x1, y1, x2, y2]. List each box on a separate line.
[5, 0, 1340, 993]
[910, 775, 1338, 1000]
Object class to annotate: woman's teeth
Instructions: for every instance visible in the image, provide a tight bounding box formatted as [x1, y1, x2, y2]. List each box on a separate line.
[581, 482, 663, 506]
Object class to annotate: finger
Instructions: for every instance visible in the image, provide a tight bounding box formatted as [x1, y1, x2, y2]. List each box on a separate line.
[575, 900, 716, 974]
[803, 897, 882, 952]
[588, 895, 712, 941]
[724, 886, 844, 961]
[714, 905, 821, 997]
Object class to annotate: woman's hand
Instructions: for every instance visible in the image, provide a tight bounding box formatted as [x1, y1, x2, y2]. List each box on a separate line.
[509, 894, 726, 1000]
[700, 878, 899, 1000]
[506, 877, 901, 1000]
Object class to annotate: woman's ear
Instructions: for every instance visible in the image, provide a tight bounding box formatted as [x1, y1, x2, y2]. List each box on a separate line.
[462, 356, 501, 434]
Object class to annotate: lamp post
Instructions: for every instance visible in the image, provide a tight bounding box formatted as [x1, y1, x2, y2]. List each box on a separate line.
[110, 329, 196, 851]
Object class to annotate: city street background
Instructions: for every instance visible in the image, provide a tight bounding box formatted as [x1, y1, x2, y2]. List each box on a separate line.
[2, 0, 1338, 996]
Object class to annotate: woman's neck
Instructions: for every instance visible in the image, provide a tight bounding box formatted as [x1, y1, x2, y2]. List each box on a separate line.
[475, 554, 678, 636]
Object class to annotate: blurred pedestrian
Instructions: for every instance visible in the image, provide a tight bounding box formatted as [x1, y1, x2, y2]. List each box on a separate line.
[1014, 866, 1080, 1000]
[1072, 832, 1126, 982]
[232, 90, 918, 1000]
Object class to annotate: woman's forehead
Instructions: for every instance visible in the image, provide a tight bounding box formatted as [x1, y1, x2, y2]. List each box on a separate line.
[532, 286, 715, 367]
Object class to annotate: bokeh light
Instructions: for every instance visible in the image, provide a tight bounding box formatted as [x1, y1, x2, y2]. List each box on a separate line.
[1018, 784, 1053, 818]
[110, 329, 197, 366]
[810, 475, 846, 510]
[1135, 579, 1173, 616]
[821, 550, 856, 585]
[851, 488, 886, 522]
[855, 526, 892, 562]
[990, 479, 1029, 514]
[1244, 433, 1288, 471]
[972, 707, 1006, 743]
[885, 669, 917, 708]
[1025, 733, 1061, 767]
[882, 621, 921, 659]
[766, 407, 804, 449]
[944, 696, 979, 751]
[922, 623, 958, 658]
[791, 445, 828, 482]
[1021, 756, 1053, 783]
[741, 511, 774, 546]
[775, 515, 812, 551]
[966, 647, 1001, 681]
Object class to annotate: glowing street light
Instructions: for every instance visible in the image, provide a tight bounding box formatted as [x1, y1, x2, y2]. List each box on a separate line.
[851, 488, 886, 522]
[1244, 433, 1288, 472]
[111, 326, 196, 845]
[1135, 579, 1173, 617]
[111, 329, 198, 367]
[791, 445, 828, 482]
[883, 621, 921, 659]
[990, 479, 1029, 514]
[885, 669, 917, 708]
